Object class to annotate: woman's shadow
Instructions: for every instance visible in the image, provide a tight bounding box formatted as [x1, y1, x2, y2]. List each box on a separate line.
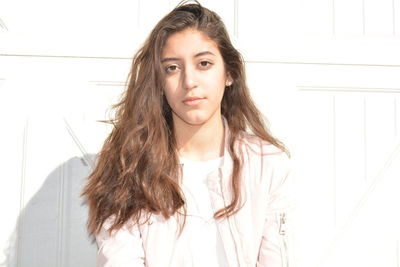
[4, 154, 98, 267]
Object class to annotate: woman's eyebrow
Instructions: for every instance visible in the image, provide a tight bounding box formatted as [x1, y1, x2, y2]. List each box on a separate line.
[161, 57, 179, 63]
[194, 51, 215, 57]
[161, 51, 216, 63]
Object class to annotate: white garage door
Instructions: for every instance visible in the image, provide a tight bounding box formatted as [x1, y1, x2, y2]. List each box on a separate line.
[0, 0, 399, 266]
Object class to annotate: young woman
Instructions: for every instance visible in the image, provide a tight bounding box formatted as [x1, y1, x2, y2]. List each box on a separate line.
[83, 2, 295, 267]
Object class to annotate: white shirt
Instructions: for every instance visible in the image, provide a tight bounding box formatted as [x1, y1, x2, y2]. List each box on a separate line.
[169, 156, 229, 267]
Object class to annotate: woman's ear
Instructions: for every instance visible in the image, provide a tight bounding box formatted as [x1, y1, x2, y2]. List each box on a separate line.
[225, 74, 233, 87]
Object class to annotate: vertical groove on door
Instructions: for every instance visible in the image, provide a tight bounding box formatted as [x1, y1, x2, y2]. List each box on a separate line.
[16, 119, 28, 267]
[234, 0, 239, 38]
[393, 0, 397, 34]
[137, 0, 141, 28]
[332, 0, 336, 35]
[395, 97, 398, 139]
[332, 95, 337, 227]
[362, 0, 366, 35]
[397, 239, 399, 267]
[56, 163, 65, 267]
[363, 96, 368, 182]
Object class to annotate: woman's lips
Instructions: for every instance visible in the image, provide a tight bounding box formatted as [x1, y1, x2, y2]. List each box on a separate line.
[183, 97, 205, 106]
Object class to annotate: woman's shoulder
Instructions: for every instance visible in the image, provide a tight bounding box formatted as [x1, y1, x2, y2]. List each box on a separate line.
[236, 131, 295, 201]
[235, 131, 294, 181]
[236, 131, 288, 159]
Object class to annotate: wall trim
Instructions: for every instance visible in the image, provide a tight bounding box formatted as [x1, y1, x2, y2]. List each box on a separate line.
[298, 85, 400, 93]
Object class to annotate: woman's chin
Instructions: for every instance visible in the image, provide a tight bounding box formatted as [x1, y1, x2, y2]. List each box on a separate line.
[173, 112, 212, 127]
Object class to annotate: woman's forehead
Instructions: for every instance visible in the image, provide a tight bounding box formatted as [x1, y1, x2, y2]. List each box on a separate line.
[161, 29, 220, 59]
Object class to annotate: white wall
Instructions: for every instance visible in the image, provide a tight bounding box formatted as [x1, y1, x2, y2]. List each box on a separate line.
[1, 0, 399, 266]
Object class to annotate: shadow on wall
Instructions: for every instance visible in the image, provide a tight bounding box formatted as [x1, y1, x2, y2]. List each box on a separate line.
[4, 155, 98, 267]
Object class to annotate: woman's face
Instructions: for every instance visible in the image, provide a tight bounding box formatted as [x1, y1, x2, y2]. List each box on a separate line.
[161, 28, 232, 127]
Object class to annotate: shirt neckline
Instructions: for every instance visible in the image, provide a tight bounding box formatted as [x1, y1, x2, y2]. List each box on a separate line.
[179, 156, 224, 165]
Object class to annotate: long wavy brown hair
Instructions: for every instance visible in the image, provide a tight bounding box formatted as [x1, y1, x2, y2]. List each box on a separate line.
[82, 1, 287, 236]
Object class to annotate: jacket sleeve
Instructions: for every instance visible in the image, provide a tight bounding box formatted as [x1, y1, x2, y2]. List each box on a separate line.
[257, 153, 296, 267]
[96, 217, 146, 267]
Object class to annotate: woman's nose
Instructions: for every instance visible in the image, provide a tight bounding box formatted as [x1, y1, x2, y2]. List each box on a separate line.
[182, 66, 197, 90]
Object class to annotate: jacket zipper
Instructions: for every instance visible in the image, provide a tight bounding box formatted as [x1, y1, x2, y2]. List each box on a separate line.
[279, 212, 286, 235]
[278, 212, 289, 267]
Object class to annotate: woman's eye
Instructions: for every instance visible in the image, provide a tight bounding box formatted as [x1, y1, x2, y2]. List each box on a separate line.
[199, 61, 212, 68]
[165, 65, 179, 73]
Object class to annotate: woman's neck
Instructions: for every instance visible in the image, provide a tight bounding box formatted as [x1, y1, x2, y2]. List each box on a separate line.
[173, 114, 225, 162]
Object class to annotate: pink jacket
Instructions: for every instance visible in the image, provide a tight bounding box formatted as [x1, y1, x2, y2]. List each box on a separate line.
[95, 126, 295, 267]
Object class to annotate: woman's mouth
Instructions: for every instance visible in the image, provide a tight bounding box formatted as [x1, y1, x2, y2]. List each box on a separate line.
[183, 96, 205, 106]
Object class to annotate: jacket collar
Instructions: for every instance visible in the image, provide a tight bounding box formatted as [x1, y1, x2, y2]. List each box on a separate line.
[221, 116, 234, 173]
[204, 116, 234, 198]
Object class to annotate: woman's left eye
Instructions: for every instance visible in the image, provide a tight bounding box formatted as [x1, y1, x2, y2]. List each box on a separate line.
[199, 61, 212, 68]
